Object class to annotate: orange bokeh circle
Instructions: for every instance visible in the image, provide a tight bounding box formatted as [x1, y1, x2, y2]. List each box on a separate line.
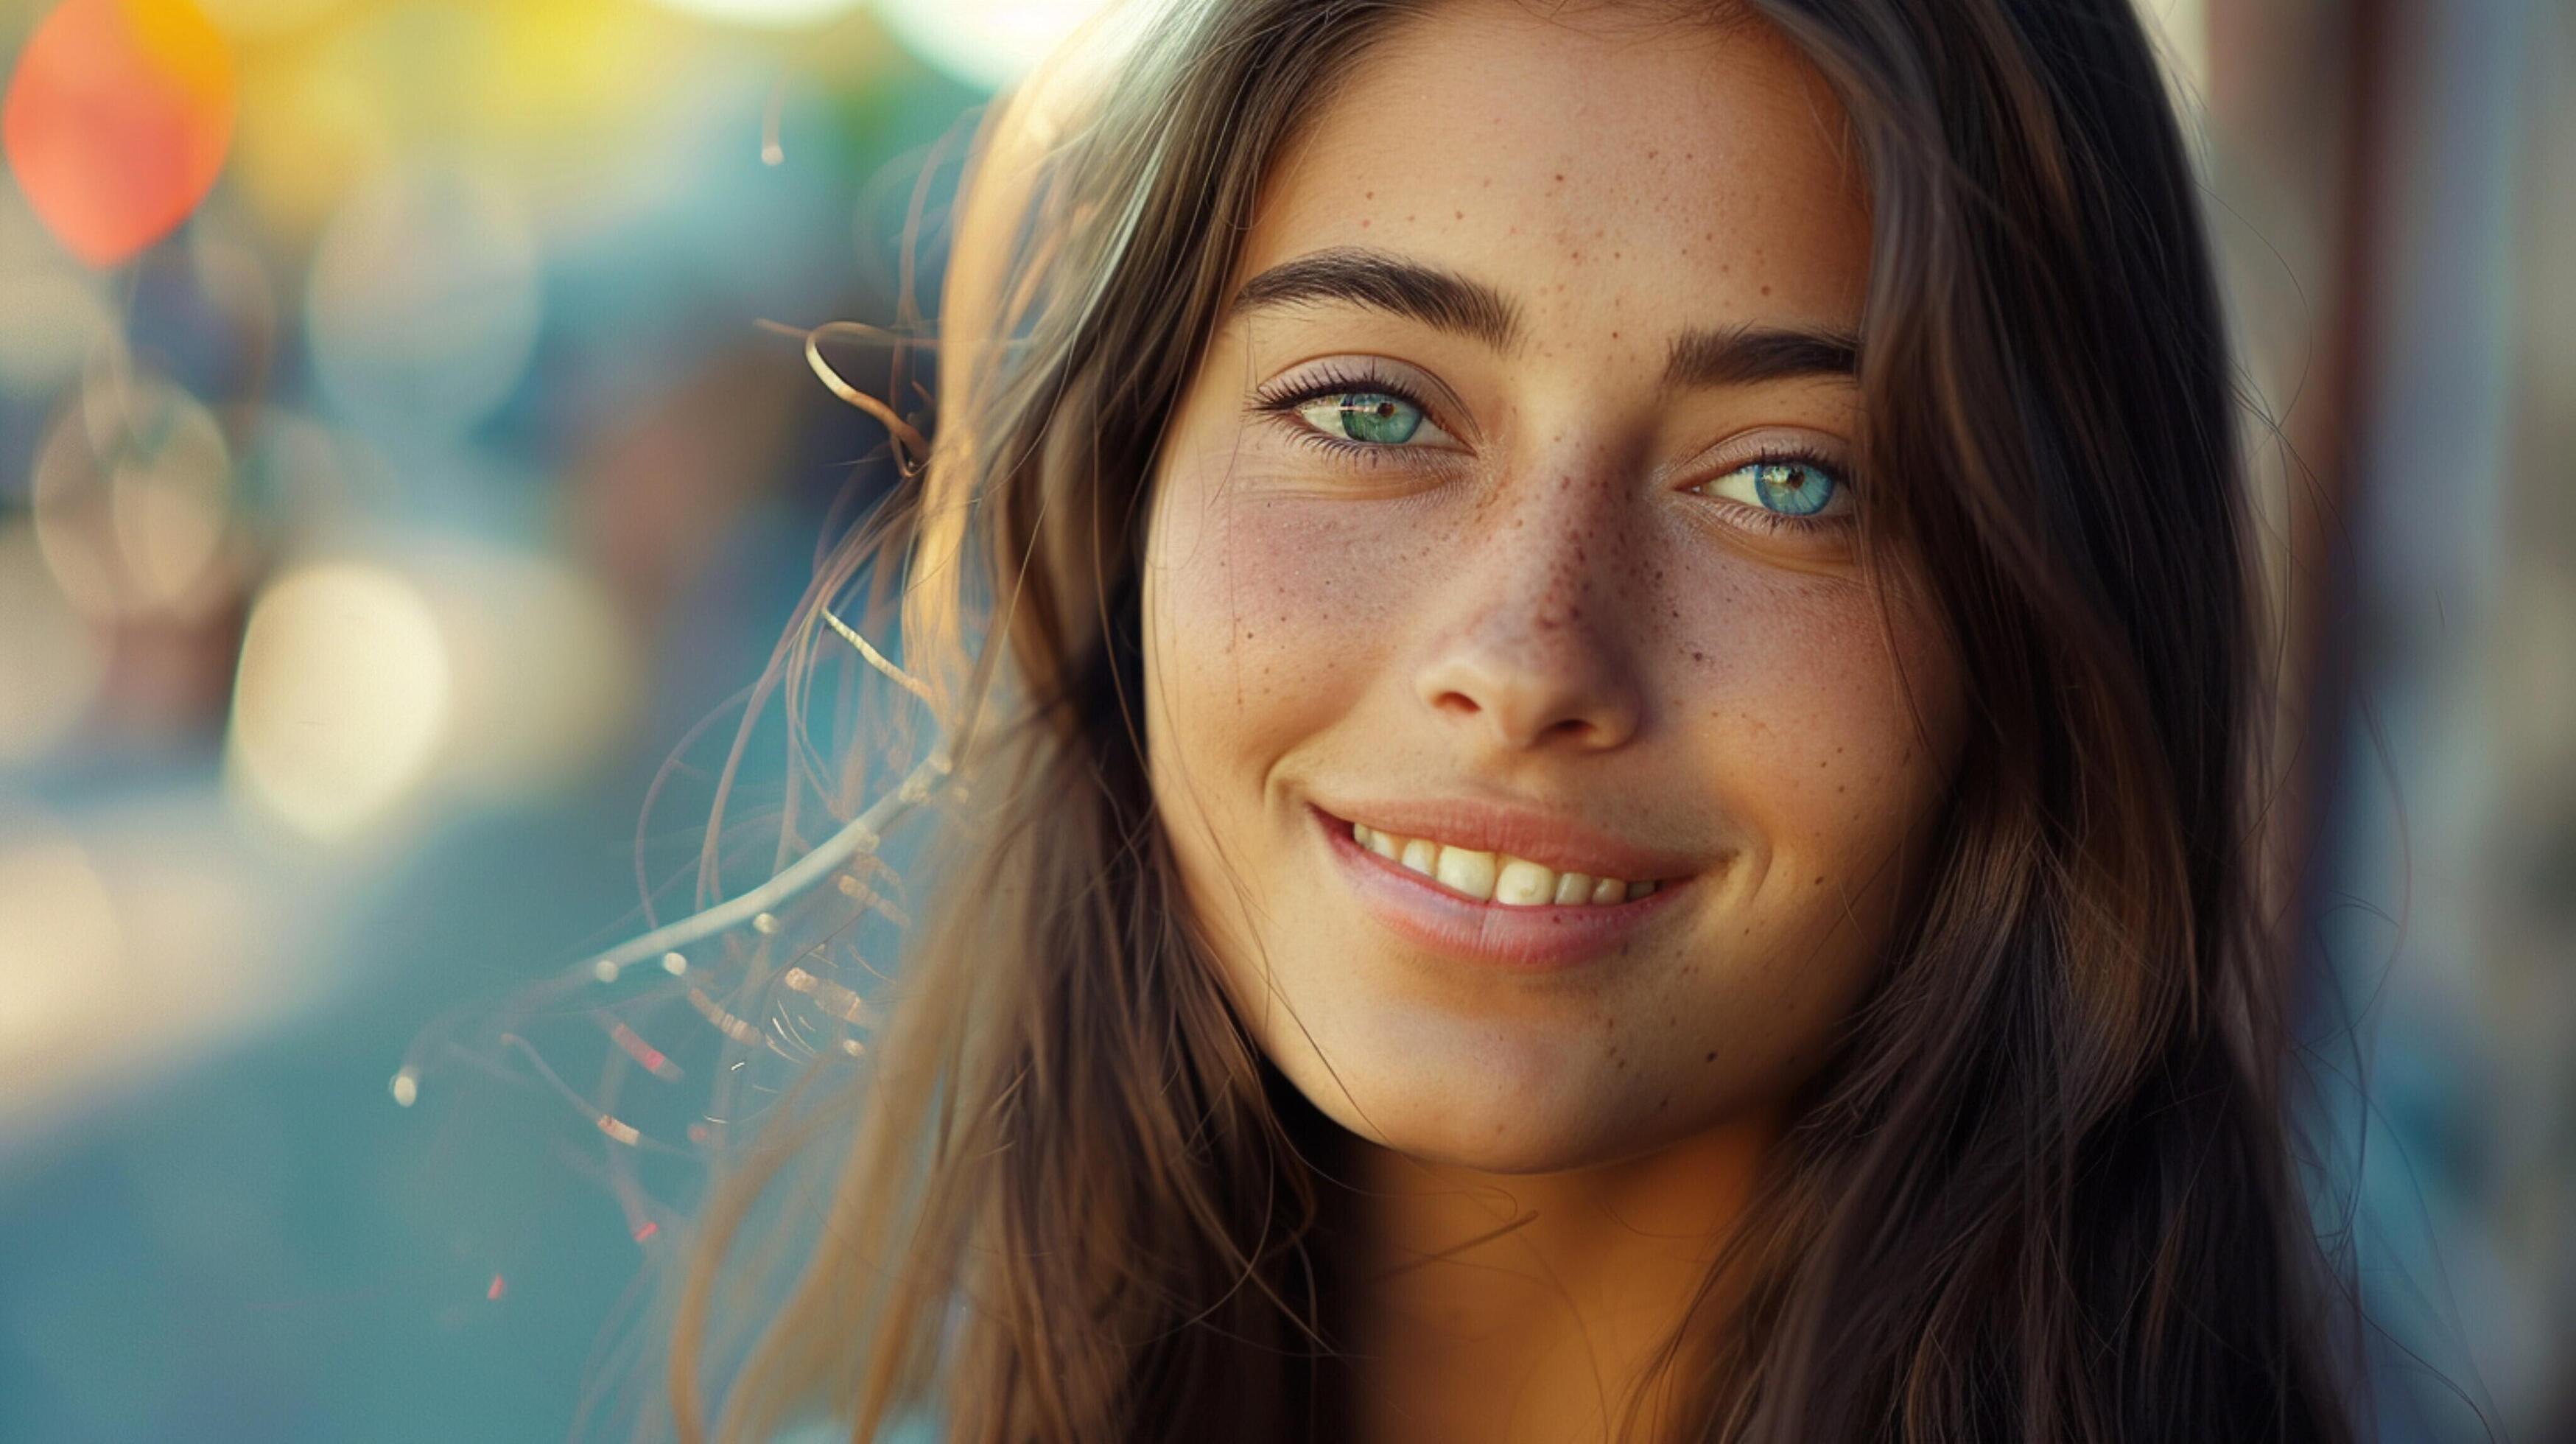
[4, 0, 236, 268]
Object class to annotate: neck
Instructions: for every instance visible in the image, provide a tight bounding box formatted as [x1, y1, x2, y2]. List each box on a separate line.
[1324, 1115, 1778, 1444]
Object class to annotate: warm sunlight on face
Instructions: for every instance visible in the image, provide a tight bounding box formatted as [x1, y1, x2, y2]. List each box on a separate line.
[1141, 0, 1966, 1174]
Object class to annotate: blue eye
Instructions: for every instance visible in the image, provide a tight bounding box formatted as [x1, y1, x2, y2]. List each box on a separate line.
[1750, 460, 1836, 516]
[1294, 390, 1425, 444]
[1694, 456, 1847, 522]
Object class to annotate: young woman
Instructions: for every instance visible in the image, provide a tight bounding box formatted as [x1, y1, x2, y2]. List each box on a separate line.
[653, 0, 2359, 1437]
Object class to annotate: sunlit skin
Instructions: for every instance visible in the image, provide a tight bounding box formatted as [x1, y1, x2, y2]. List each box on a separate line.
[1139, 3, 1969, 1438]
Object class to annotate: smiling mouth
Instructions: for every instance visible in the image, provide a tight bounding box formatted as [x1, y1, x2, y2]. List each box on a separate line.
[1315, 805, 1691, 968]
[1337, 816, 1668, 908]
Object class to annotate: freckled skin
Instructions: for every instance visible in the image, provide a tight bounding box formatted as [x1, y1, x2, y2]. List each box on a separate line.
[1145, 5, 1959, 1171]
[1137, 6, 1967, 1436]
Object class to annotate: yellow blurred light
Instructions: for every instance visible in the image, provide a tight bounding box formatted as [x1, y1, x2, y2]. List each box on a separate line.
[194, 0, 343, 38]
[872, 0, 1111, 89]
[0, 820, 123, 1082]
[225, 41, 395, 237]
[305, 164, 541, 436]
[0, 523, 108, 764]
[29, 374, 234, 618]
[647, 0, 867, 27]
[475, 0, 691, 156]
[227, 561, 452, 840]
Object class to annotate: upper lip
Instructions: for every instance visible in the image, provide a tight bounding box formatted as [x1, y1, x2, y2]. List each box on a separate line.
[1310, 793, 1706, 882]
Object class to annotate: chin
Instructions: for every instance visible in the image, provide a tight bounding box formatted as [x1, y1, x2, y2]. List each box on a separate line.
[1299, 1054, 1656, 1176]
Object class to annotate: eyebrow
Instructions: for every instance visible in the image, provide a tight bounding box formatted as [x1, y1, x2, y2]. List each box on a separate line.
[1662, 324, 1859, 388]
[1228, 245, 1859, 388]
[1230, 246, 1521, 352]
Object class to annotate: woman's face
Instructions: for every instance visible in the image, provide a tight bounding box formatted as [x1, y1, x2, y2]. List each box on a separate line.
[1142, 0, 1966, 1173]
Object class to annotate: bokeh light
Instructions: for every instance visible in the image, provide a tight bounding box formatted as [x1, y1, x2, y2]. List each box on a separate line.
[225, 559, 452, 840]
[413, 541, 640, 802]
[0, 796, 279, 1151]
[871, 0, 1112, 89]
[221, 542, 639, 842]
[192, 0, 345, 39]
[218, 16, 393, 236]
[304, 163, 541, 439]
[646, 0, 867, 27]
[0, 814, 122, 1107]
[29, 373, 235, 620]
[1, 0, 238, 267]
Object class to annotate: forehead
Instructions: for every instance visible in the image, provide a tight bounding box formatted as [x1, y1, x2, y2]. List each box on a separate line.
[1238, 0, 1870, 346]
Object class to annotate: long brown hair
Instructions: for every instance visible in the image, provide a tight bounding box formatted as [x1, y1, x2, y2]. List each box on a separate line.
[658, 1, 2358, 1438]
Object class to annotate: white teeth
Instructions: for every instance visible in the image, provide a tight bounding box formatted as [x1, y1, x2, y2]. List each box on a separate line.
[1494, 858, 1555, 906]
[1346, 819, 1661, 907]
[1433, 847, 1499, 901]
[1399, 838, 1439, 877]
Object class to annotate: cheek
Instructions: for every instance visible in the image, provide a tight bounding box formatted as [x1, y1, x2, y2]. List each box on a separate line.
[1143, 456, 1404, 773]
[1143, 455, 1407, 1020]
[1669, 558, 1962, 941]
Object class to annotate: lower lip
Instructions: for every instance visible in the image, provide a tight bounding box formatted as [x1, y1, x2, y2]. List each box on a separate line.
[1314, 807, 1687, 970]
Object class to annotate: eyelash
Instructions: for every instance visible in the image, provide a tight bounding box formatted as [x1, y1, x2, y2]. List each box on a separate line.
[1251, 364, 1856, 536]
[1252, 362, 1446, 469]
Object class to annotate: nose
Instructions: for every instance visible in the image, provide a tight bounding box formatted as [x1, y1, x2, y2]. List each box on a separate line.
[1411, 476, 1645, 754]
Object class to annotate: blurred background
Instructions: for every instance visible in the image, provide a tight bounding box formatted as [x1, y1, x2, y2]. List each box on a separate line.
[0, 0, 2565, 1439]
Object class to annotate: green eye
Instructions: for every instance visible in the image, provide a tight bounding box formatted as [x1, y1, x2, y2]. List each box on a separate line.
[1295, 391, 1425, 445]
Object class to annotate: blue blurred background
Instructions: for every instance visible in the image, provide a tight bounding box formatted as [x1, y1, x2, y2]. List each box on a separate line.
[0, 0, 2566, 1439]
